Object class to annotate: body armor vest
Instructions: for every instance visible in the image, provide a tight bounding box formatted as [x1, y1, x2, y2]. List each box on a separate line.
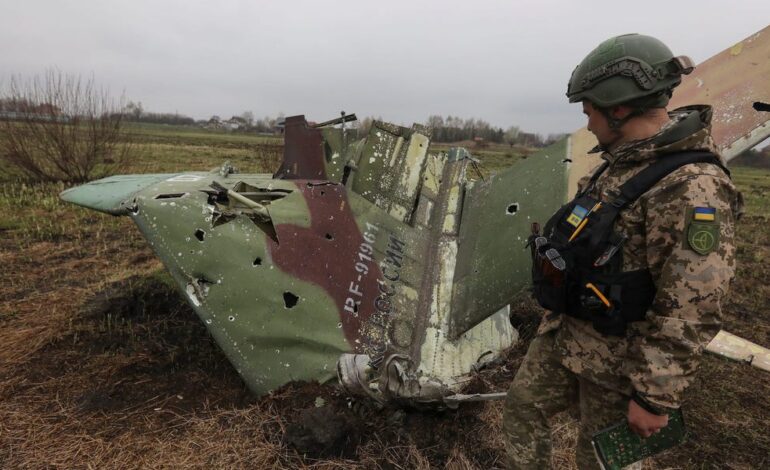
[529, 151, 727, 336]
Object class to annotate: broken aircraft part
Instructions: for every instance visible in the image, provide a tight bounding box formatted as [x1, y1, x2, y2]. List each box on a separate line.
[60, 26, 770, 404]
[706, 330, 770, 372]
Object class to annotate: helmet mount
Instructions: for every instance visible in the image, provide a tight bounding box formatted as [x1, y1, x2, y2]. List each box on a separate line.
[567, 34, 694, 110]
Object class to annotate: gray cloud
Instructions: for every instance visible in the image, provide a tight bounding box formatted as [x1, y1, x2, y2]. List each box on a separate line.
[1, 0, 768, 135]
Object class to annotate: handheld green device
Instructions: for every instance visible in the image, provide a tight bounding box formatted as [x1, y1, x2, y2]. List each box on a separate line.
[592, 409, 687, 469]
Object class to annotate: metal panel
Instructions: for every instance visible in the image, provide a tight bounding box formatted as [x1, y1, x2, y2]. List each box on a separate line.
[450, 138, 570, 337]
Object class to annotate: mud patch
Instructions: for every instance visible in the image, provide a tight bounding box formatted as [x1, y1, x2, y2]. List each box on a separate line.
[279, 343, 530, 467]
[285, 406, 362, 458]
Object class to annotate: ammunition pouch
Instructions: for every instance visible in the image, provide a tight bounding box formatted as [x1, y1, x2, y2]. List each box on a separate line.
[529, 226, 654, 336]
[573, 268, 655, 336]
[528, 151, 726, 336]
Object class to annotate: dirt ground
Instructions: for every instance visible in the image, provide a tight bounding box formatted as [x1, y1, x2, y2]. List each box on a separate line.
[1, 168, 769, 469]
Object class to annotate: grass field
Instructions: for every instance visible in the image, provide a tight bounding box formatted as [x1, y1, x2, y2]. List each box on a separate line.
[0, 124, 768, 468]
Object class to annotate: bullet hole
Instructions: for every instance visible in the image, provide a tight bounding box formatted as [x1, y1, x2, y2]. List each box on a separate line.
[186, 277, 212, 307]
[155, 193, 187, 199]
[228, 315, 235, 322]
[353, 304, 358, 313]
[253, 257, 262, 266]
[320, 190, 325, 196]
[194, 229, 205, 241]
[325, 233, 334, 241]
[753, 101, 770, 112]
[283, 292, 299, 309]
[506, 203, 519, 215]
[562, 158, 572, 163]
[127, 198, 139, 214]
[342, 165, 353, 185]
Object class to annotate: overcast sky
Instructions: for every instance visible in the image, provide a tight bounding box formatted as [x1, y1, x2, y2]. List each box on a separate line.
[2, 1, 768, 135]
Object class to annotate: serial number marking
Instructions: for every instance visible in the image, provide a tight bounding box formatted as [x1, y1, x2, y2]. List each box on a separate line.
[344, 222, 380, 316]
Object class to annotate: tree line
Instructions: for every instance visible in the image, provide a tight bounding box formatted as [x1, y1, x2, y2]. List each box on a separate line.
[1, 70, 572, 183]
[356, 115, 566, 147]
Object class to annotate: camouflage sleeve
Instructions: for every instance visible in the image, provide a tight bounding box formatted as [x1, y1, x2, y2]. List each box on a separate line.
[576, 174, 592, 195]
[575, 161, 605, 195]
[626, 166, 738, 410]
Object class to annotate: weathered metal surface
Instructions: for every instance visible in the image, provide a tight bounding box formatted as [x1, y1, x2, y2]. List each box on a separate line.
[706, 330, 770, 372]
[350, 121, 432, 223]
[62, 120, 518, 399]
[274, 115, 327, 180]
[451, 139, 570, 338]
[672, 26, 770, 159]
[60, 173, 177, 215]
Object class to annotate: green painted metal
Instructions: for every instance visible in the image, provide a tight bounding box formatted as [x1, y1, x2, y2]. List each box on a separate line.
[450, 138, 569, 338]
[123, 174, 350, 393]
[60, 174, 177, 215]
[57, 119, 520, 400]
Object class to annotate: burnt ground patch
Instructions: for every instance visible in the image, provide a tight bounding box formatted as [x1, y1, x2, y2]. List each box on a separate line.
[7, 275, 255, 420]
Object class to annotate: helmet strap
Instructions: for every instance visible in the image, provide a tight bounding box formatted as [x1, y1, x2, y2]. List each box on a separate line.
[599, 105, 645, 131]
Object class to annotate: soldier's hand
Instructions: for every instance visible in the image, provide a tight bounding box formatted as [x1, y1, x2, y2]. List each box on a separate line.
[627, 399, 669, 438]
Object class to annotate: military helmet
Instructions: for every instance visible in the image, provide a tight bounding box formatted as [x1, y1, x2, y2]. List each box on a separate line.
[567, 34, 694, 108]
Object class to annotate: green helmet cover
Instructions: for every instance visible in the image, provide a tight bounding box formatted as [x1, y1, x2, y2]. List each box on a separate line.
[567, 34, 694, 108]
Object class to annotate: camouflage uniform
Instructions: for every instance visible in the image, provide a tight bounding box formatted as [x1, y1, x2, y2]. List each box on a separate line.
[503, 105, 741, 469]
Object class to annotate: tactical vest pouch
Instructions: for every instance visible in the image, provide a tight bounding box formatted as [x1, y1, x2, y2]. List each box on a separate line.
[577, 269, 655, 336]
[529, 234, 568, 313]
[528, 151, 725, 336]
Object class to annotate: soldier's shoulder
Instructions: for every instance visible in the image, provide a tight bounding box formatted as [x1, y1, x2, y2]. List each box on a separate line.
[645, 158, 734, 201]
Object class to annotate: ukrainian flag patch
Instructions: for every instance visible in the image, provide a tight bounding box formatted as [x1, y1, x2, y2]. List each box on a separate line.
[566, 204, 589, 227]
[693, 207, 716, 222]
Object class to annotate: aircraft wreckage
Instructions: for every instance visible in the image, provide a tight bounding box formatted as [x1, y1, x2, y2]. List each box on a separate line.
[61, 26, 770, 405]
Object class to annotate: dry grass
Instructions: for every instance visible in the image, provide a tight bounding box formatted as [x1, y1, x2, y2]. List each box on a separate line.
[0, 125, 768, 469]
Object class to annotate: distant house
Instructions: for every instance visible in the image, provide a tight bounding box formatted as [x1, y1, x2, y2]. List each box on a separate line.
[221, 116, 249, 131]
[222, 119, 241, 130]
[205, 116, 222, 129]
[0, 99, 68, 122]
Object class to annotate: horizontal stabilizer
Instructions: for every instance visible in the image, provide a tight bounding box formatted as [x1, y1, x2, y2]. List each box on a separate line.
[60, 174, 178, 215]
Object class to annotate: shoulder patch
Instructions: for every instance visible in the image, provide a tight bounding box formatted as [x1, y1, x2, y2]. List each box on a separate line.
[693, 206, 716, 221]
[686, 208, 720, 255]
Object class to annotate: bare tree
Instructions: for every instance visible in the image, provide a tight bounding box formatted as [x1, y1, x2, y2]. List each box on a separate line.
[240, 111, 255, 127]
[504, 126, 520, 148]
[0, 70, 133, 183]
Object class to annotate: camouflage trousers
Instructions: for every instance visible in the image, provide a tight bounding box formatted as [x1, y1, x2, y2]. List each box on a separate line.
[502, 331, 640, 469]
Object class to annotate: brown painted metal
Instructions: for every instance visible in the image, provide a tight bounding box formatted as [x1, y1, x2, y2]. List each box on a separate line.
[274, 115, 328, 180]
[267, 181, 386, 356]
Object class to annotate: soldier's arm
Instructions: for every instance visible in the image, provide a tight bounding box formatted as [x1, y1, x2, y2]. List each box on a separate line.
[626, 167, 738, 411]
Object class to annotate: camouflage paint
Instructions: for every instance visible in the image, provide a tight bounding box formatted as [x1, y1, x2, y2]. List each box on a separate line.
[124, 174, 350, 393]
[60, 118, 518, 399]
[266, 181, 387, 357]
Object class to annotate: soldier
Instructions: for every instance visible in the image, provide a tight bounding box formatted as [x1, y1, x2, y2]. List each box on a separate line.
[503, 34, 742, 469]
